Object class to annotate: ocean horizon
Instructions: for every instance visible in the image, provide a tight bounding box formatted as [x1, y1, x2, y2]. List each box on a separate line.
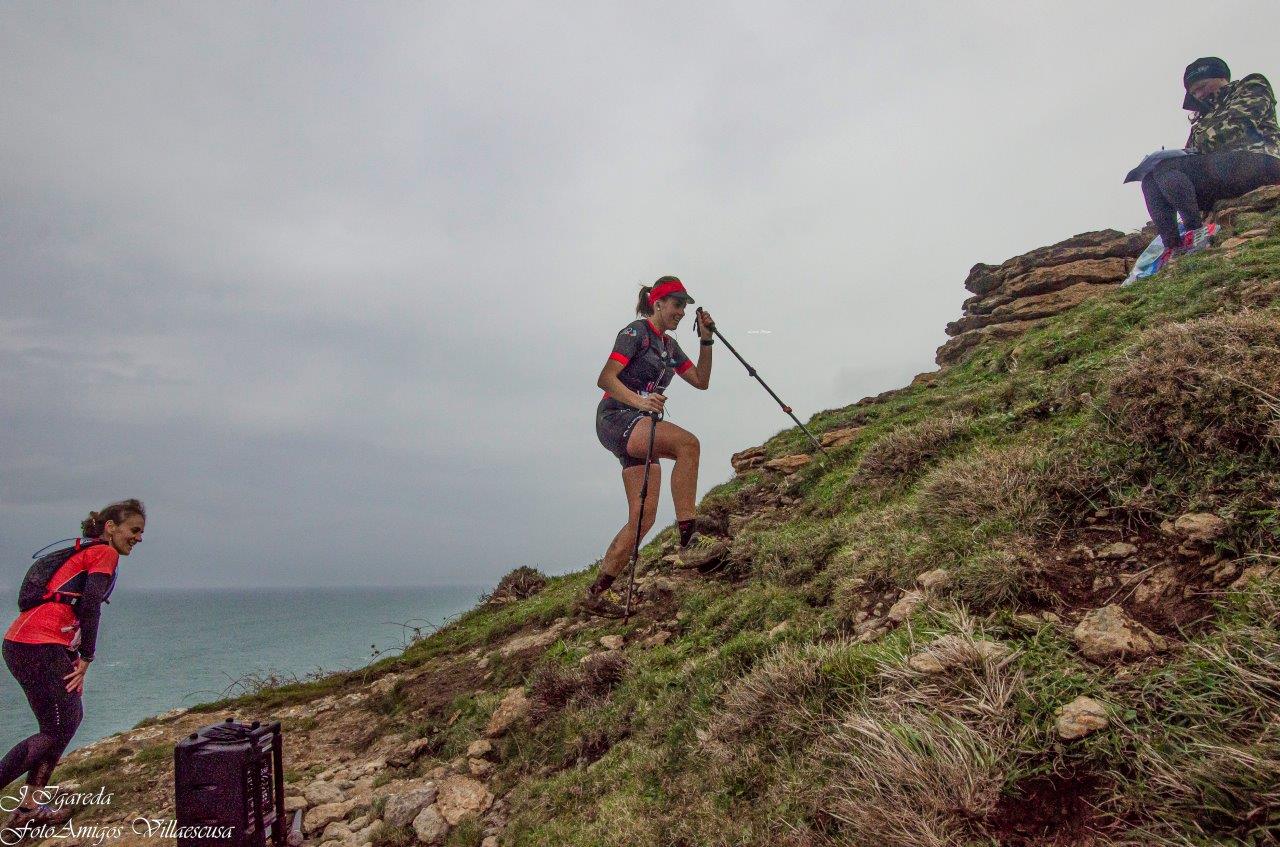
[1, 585, 486, 757]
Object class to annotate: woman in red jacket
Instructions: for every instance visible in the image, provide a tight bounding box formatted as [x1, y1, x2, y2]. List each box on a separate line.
[2, 499, 145, 829]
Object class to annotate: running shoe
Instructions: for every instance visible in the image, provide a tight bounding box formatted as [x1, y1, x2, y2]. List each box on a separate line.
[1177, 223, 1219, 256]
[5, 801, 74, 828]
[578, 588, 628, 618]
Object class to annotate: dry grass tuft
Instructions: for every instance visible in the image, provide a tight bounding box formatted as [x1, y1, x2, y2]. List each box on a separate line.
[708, 642, 837, 750]
[528, 652, 629, 722]
[580, 650, 629, 691]
[855, 413, 974, 485]
[487, 566, 549, 604]
[814, 616, 1023, 847]
[1104, 311, 1280, 457]
[572, 727, 615, 766]
[1114, 581, 1280, 844]
[823, 712, 1003, 846]
[528, 663, 583, 721]
[370, 823, 415, 847]
[743, 519, 851, 585]
[950, 545, 1035, 611]
[918, 443, 1055, 530]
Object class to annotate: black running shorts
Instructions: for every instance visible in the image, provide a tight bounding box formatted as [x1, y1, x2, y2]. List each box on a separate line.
[596, 400, 648, 469]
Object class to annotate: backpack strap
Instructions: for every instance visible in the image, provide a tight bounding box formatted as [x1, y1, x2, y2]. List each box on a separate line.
[43, 539, 108, 606]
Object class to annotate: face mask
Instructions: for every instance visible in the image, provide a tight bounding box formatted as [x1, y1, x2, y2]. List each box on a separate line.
[1191, 85, 1229, 112]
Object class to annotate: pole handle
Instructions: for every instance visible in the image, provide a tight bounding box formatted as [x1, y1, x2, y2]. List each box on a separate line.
[695, 306, 716, 336]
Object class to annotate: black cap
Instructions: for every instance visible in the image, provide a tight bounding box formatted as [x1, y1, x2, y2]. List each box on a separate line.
[1182, 57, 1231, 110]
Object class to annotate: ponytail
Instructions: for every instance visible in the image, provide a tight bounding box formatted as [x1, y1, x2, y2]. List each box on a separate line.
[82, 499, 146, 538]
[636, 286, 654, 317]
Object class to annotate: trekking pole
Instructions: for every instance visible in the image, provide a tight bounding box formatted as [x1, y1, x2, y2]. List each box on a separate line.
[623, 365, 668, 620]
[696, 307, 828, 457]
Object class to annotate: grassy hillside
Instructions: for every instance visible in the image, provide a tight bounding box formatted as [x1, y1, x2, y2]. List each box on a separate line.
[475, 211, 1280, 846]
[40, 202, 1280, 847]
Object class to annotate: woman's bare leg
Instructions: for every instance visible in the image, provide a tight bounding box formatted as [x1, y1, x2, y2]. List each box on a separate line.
[599, 462, 662, 579]
[626, 420, 700, 521]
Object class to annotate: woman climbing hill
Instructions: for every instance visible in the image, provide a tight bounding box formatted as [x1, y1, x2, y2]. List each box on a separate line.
[583, 277, 714, 616]
[2, 499, 145, 829]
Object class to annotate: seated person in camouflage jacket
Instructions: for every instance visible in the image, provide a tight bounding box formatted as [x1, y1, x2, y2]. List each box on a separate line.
[1142, 56, 1280, 255]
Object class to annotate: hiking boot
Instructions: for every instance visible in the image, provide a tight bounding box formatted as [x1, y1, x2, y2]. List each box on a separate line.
[6, 802, 74, 830]
[578, 588, 628, 618]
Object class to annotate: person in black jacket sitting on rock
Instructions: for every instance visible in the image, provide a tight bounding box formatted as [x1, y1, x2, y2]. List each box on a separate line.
[1141, 57, 1280, 257]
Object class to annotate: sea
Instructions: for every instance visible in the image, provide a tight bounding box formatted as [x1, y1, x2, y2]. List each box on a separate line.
[0, 586, 485, 757]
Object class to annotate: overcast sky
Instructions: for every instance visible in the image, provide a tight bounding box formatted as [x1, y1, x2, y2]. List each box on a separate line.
[2, 2, 1276, 588]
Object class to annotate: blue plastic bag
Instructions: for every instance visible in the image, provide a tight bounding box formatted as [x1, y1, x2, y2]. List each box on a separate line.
[1124, 222, 1219, 284]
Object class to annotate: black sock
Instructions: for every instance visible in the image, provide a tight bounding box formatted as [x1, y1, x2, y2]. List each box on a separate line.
[590, 571, 616, 594]
[678, 519, 696, 548]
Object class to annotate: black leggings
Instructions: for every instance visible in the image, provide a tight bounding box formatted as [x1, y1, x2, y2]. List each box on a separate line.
[1142, 150, 1280, 250]
[1, 641, 82, 794]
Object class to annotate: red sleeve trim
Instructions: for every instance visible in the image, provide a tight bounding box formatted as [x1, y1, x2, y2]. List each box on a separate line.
[676, 360, 694, 375]
[609, 352, 630, 366]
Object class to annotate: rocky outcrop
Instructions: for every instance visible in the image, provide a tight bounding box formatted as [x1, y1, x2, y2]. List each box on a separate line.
[935, 320, 1041, 368]
[669, 539, 729, 570]
[383, 784, 438, 828]
[306, 799, 360, 835]
[915, 568, 951, 593]
[1170, 512, 1228, 544]
[936, 186, 1280, 367]
[731, 446, 767, 474]
[886, 590, 925, 623]
[763, 454, 812, 475]
[413, 805, 450, 844]
[820, 426, 862, 449]
[1210, 184, 1280, 229]
[937, 230, 1148, 366]
[498, 620, 567, 657]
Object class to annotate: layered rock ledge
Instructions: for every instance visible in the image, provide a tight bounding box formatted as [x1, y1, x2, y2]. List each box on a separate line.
[936, 184, 1280, 367]
[935, 230, 1147, 366]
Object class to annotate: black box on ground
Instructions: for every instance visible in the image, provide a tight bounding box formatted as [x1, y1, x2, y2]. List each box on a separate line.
[173, 718, 286, 847]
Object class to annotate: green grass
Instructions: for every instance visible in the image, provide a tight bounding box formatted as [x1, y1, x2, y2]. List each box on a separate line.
[133, 741, 172, 766]
[99, 220, 1280, 847]
[487, 224, 1280, 845]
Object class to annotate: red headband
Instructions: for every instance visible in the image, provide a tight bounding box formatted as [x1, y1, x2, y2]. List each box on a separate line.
[648, 279, 689, 305]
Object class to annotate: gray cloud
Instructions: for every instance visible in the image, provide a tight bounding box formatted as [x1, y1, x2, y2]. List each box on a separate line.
[3, 1, 1276, 587]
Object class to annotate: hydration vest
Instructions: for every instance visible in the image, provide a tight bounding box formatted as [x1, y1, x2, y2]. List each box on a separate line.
[17, 539, 116, 612]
